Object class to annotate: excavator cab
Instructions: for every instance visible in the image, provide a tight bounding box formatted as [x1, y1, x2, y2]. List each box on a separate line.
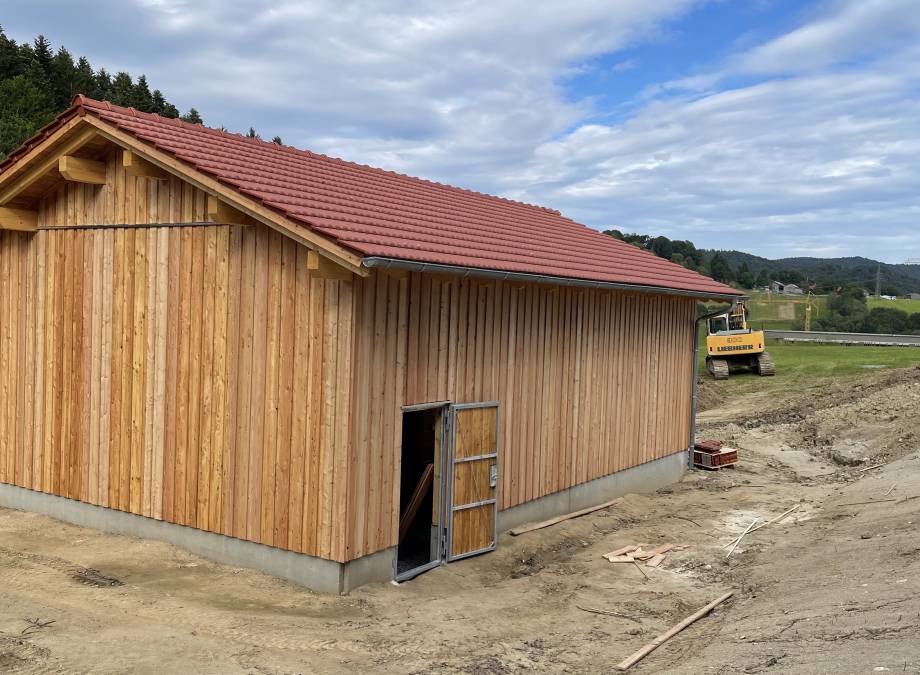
[705, 300, 775, 380]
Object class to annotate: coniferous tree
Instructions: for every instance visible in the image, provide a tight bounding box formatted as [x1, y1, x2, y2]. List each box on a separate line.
[73, 56, 95, 98]
[0, 28, 187, 158]
[109, 71, 134, 106]
[93, 68, 113, 99]
[30, 35, 54, 75]
[181, 108, 203, 124]
[272, 136, 283, 145]
[133, 74, 154, 111]
[49, 46, 76, 108]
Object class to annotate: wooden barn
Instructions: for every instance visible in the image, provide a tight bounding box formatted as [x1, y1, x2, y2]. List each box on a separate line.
[0, 97, 739, 591]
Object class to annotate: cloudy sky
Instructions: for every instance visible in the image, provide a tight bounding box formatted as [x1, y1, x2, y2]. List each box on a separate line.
[6, 0, 920, 261]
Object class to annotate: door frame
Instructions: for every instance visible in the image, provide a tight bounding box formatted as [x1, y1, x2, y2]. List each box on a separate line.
[394, 401, 450, 583]
[445, 401, 501, 562]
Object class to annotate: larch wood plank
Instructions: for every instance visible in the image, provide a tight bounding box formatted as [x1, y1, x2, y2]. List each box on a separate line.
[162, 228, 179, 522]
[247, 228, 269, 543]
[87, 232, 103, 503]
[209, 226, 229, 532]
[221, 226, 242, 536]
[379, 277, 399, 552]
[174, 228, 192, 523]
[185, 227, 204, 526]
[318, 280, 339, 558]
[196, 226, 217, 531]
[273, 239, 296, 550]
[151, 227, 168, 518]
[233, 227, 256, 540]
[288, 245, 310, 552]
[260, 232, 283, 545]
[302, 277, 324, 556]
[142, 228, 157, 517]
[331, 278, 354, 561]
[129, 229, 147, 513]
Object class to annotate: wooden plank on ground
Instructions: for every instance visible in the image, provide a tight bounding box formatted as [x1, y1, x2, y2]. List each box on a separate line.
[510, 497, 621, 536]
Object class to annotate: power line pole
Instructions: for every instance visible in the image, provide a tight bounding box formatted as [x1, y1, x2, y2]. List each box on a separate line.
[875, 263, 881, 298]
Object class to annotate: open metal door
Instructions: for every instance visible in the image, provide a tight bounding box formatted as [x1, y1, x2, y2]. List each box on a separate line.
[446, 402, 499, 561]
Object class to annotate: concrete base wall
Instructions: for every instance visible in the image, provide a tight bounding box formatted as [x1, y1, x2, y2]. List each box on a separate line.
[497, 450, 687, 533]
[0, 483, 394, 594]
[0, 450, 684, 592]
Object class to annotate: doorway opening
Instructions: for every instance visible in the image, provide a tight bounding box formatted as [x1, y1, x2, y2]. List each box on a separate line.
[395, 404, 445, 581]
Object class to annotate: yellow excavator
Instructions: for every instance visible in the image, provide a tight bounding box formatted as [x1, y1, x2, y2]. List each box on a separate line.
[705, 300, 775, 380]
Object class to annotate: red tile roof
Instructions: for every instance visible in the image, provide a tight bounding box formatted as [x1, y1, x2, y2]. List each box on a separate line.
[3, 97, 739, 297]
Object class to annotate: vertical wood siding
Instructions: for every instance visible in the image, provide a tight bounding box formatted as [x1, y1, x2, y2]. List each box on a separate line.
[2, 146, 695, 566]
[346, 271, 696, 560]
[0, 163, 354, 560]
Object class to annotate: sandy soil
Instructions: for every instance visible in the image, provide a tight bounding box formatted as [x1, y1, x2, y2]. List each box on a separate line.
[2, 366, 920, 674]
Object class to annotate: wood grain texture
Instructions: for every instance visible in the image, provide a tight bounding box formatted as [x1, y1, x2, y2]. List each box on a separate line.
[0, 219, 354, 561]
[1, 144, 696, 566]
[347, 271, 696, 560]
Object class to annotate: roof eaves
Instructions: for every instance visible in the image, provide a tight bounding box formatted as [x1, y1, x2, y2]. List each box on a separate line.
[361, 256, 743, 301]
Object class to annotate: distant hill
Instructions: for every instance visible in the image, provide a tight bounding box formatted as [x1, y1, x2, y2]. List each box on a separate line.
[605, 229, 920, 294]
[714, 252, 920, 294]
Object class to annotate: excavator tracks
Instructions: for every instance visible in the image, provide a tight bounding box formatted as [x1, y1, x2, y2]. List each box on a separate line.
[707, 358, 730, 380]
[756, 351, 775, 376]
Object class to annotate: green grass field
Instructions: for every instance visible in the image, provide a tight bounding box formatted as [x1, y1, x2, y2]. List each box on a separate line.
[867, 297, 920, 315]
[697, 331, 920, 395]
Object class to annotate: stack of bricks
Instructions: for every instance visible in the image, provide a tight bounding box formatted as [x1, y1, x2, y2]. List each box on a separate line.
[693, 440, 738, 470]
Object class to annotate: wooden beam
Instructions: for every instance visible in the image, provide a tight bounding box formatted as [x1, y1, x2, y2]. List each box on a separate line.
[81, 115, 369, 276]
[122, 150, 169, 180]
[398, 464, 434, 544]
[307, 249, 353, 281]
[206, 194, 250, 225]
[0, 123, 97, 204]
[0, 206, 37, 231]
[59, 155, 106, 185]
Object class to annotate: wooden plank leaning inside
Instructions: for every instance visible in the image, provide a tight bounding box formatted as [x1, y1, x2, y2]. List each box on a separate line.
[58, 155, 107, 184]
[399, 463, 435, 544]
[0, 206, 37, 231]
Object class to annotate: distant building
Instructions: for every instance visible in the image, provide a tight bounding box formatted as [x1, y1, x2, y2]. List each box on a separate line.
[771, 281, 804, 296]
[906, 293, 920, 300]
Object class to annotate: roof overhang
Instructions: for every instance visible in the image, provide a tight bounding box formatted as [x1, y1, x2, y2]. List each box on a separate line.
[0, 111, 367, 277]
[362, 256, 743, 301]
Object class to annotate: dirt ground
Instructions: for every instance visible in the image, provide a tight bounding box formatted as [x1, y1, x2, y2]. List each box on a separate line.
[2, 366, 920, 674]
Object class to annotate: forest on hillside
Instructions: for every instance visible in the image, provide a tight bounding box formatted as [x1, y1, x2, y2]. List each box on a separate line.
[0, 28, 207, 160]
[605, 229, 920, 296]
[606, 230, 920, 333]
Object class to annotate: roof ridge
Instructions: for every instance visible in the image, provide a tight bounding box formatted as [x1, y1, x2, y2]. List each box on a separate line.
[73, 95, 564, 217]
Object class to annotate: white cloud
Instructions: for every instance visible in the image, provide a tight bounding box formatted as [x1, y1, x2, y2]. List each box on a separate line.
[6, 0, 920, 261]
[735, 0, 920, 75]
[513, 48, 920, 260]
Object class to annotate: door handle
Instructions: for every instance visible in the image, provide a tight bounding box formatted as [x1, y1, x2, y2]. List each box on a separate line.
[489, 463, 497, 488]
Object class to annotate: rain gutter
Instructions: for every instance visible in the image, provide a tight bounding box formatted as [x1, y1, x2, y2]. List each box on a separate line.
[361, 257, 741, 302]
[688, 304, 737, 467]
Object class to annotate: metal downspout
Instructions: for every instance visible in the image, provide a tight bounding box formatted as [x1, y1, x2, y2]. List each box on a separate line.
[688, 305, 736, 467]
